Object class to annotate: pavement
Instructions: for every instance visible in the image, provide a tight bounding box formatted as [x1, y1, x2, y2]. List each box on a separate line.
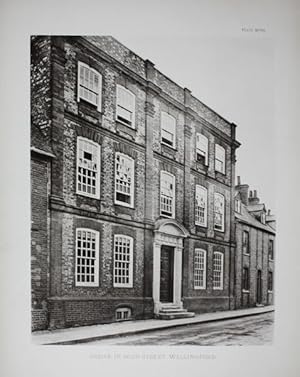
[32, 305, 274, 345]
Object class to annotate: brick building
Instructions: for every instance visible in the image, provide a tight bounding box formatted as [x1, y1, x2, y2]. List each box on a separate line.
[31, 35, 243, 331]
[234, 177, 275, 309]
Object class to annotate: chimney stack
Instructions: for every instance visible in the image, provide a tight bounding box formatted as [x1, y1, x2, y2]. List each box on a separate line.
[249, 189, 260, 205]
[235, 176, 249, 206]
[249, 190, 253, 198]
[267, 209, 271, 216]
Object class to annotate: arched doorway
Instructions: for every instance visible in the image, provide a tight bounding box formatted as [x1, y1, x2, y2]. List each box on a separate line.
[153, 219, 189, 314]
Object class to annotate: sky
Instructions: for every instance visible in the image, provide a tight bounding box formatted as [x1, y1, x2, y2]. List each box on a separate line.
[117, 35, 276, 211]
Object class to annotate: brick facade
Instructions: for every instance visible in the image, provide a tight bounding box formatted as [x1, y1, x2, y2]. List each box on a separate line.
[234, 181, 275, 309]
[31, 36, 274, 331]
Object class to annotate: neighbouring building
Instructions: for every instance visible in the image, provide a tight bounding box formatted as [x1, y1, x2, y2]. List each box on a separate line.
[234, 177, 275, 309]
[31, 35, 270, 332]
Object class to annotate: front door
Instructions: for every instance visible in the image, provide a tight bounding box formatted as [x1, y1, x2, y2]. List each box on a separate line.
[160, 246, 174, 302]
[257, 270, 262, 304]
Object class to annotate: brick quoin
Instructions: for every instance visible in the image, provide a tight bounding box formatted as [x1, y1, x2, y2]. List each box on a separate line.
[31, 36, 275, 331]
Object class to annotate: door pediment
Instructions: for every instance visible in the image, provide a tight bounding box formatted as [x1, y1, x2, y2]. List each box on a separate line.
[154, 219, 189, 238]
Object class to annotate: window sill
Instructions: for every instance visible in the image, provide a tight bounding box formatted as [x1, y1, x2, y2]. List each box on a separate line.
[116, 119, 136, 131]
[113, 284, 133, 289]
[195, 222, 207, 228]
[242, 289, 250, 293]
[194, 286, 206, 290]
[243, 253, 250, 256]
[76, 191, 100, 200]
[212, 287, 223, 291]
[268, 290, 273, 293]
[214, 228, 225, 233]
[114, 201, 135, 210]
[161, 141, 176, 150]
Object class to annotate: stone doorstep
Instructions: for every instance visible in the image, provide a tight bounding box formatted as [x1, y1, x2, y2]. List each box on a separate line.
[159, 308, 188, 313]
[157, 312, 195, 320]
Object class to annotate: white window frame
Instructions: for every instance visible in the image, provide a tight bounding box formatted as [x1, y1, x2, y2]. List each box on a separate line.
[77, 61, 102, 111]
[116, 85, 135, 128]
[235, 199, 241, 213]
[268, 271, 273, 292]
[76, 137, 101, 199]
[215, 144, 226, 174]
[268, 239, 274, 261]
[113, 235, 133, 288]
[214, 193, 225, 232]
[114, 152, 135, 208]
[115, 307, 132, 321]
[242, 267, 250, 292]
[196, 133, 209, 165]
[195, 185, 208, 227]
[75, 228, 99, 287]
[212, 251, 224, 290]
[194, 249, 207, 289]
[242, 231, 250, 255]
[161, 112, 176, 148]
[160, 171, 175, 218]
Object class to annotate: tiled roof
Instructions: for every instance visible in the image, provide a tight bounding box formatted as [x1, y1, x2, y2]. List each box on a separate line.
[235, 203, 275, 234]
[247, 203, 265, 212]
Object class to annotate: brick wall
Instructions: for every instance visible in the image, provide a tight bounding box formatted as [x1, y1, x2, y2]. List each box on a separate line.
[235, 221, 275, 309]
[31, 36, 52, 143]
[31, 155, 50, 330]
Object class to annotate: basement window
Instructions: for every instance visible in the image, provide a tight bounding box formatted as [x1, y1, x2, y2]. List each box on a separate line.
[115, 307, 132, 321]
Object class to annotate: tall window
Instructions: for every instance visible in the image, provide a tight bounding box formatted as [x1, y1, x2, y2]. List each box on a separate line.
[113, 235, 133, 288]
[268, 271, 273, 292]
[115, 153, 134, 207]
[194, 249, 206, 289]
[160, 171, 175, 218]
[161, 112, 176, 148]
[242, 267, 250, 291]
[75, 229, 99, 287]
[268, 239, 274, 260]
[235, 199, 241, 213]
[214, 193, 225, 232]
[213, 252, 224, 290]
[195, 185, 207, 227]
[215, 144, 226, 174]
[242, 231, 250, 254]
[77, 62, 102, 111]
[116, 85, 135, 127]
[77, 137, 101, 199]
[196, 133, 208, 165]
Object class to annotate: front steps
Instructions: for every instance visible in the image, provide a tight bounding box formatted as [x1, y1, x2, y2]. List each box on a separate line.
[156, 303, 195, 320]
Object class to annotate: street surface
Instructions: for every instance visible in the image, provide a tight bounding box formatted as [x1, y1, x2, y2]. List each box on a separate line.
[87, 312, 274, 346]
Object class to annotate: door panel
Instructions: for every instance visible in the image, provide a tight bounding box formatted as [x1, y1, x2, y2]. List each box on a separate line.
[160, 246, 174, 302]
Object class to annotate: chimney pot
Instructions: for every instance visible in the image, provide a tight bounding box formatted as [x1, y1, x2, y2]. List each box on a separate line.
[268, 209, 271, 216]
[249, 190, 253, 198]
[254, 190, 257, 198]
[237, 176, 241, 185]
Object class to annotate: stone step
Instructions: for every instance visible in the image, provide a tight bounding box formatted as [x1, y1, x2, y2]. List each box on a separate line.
[157, 311, 195, 320]
[159, 308, 188, 313]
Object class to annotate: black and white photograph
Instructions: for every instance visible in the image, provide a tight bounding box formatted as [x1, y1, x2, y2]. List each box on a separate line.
[1, 0, 299, 376]
[30, 35, 275, 346]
